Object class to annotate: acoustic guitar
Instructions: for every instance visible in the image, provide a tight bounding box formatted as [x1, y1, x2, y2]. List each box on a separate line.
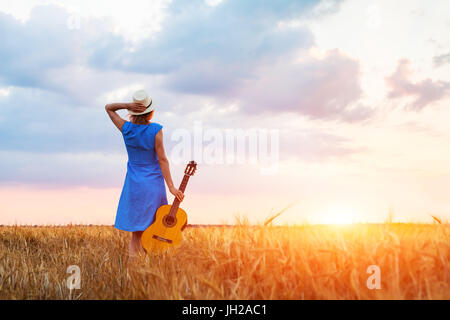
[141, 161, 197, 253]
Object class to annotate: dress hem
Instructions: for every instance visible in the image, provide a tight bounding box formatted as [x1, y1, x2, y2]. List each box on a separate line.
[114, 224, 151, 232]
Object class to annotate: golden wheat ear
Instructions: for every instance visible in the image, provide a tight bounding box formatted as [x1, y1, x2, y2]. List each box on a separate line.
[430, 215, 442, 224]
[264, 203, 295, 226]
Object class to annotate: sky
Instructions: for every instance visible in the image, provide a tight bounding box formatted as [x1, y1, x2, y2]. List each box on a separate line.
[1, 0, 450, 225]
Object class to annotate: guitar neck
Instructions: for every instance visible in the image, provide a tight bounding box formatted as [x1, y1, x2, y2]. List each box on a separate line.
[178, 174, 190, 194]
[170, 174, 190, 213]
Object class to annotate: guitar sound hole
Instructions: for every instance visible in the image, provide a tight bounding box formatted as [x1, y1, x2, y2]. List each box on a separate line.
[163, 215, 177, 227]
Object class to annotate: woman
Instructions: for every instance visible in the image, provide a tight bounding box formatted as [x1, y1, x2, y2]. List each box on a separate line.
[105, 90, 184, 257]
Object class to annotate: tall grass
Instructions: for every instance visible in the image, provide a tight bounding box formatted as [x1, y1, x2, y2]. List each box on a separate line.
[0, 223, 448, 299]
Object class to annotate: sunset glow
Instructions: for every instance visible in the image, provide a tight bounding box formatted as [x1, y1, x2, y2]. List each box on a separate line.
[316, 206, 359, 225]
[1, 0, 450, 226]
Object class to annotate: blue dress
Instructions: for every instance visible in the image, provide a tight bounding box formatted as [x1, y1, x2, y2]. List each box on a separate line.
[114, 121, 168, 232]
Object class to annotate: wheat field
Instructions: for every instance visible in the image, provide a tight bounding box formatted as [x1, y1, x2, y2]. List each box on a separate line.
[0, 223, 448, 299]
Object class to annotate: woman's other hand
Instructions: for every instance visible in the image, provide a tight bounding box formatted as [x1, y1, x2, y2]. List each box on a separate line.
[169, 186, 184, 202]
[127, 102, 147, 113]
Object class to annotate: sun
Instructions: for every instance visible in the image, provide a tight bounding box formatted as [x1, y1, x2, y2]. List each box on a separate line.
[317, 205, 359, 225]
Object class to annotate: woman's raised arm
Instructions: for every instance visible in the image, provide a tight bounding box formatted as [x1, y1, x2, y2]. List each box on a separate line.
[105, 102, 147, 131]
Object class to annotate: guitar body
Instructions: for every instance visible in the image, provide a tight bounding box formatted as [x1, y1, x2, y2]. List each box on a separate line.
[141, 161, 197, 254]
[141, 204, 188, 253]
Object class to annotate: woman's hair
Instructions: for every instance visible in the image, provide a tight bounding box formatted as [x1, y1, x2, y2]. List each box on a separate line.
[129, 110, 154, 125]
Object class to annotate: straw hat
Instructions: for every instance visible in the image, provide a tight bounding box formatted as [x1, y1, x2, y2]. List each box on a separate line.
[129, 90, 154, 115]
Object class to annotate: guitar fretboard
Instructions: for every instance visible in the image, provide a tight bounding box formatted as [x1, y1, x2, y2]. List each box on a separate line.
[168, 174, 190, 217]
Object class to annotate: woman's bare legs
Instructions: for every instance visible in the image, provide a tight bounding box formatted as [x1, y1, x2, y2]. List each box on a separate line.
[129, 231, 145, 257]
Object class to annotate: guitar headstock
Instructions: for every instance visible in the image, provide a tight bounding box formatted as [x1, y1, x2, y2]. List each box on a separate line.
[184, 161, 197, 176]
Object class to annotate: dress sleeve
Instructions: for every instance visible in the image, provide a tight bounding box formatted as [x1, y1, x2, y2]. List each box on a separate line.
[121, 121, 131, 135]
[153, 123, 163, 136]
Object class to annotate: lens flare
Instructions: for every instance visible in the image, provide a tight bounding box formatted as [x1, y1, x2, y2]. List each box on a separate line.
[317, 205, 359, 225]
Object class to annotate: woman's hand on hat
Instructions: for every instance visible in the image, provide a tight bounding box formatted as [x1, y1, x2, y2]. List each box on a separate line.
[128, 102, 147, 113]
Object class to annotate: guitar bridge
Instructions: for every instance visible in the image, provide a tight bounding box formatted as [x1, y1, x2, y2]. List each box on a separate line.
[152, 235, 173, 244]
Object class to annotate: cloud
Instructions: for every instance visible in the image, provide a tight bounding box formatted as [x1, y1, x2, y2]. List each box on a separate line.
[0, 1, 375, 188]
[0, 6, 77, 88]
[385, 58, 450, 110]
[433, 53, 450, 67]
[0, 86, 128, 154]
[0, 1, 366, 123]
[280, 129, 366, 162]
[0, 84, 364, 188]
[0, 150, 126, 189]
[0, 5, 124, 100]
[235, 48, 373, 122]
[0, 126, 362, 189]
[0, 0, 367, 121]
[84, 0, 368, 122]
[87, 0, 318, 90]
